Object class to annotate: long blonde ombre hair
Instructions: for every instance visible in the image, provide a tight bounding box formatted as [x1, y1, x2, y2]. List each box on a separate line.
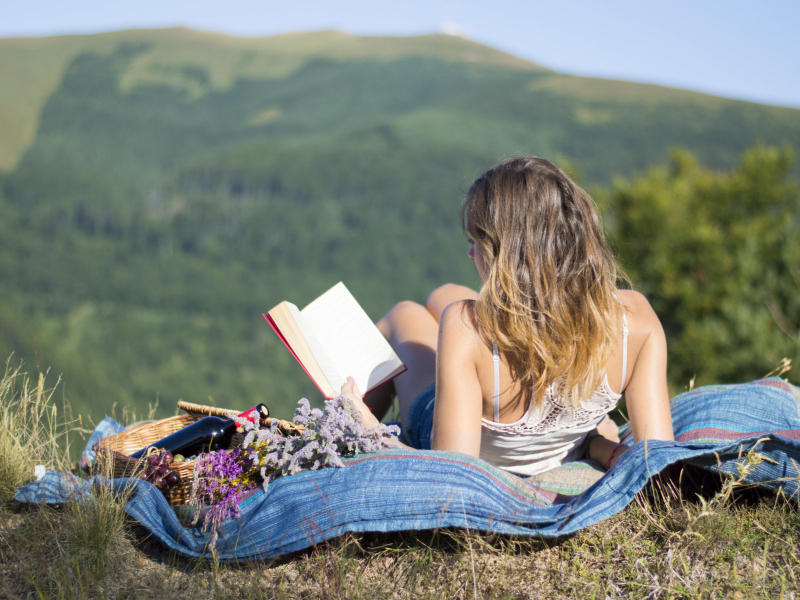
[462, 156, 625, 407]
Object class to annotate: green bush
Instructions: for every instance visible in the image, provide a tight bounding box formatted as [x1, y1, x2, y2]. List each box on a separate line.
[602, 146, 800, 389]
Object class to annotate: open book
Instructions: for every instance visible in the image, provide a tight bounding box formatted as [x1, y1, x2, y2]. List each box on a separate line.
[264, 282, 406, 399]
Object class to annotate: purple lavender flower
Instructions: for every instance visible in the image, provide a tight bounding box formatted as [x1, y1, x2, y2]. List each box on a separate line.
[189, 447, 258, 546]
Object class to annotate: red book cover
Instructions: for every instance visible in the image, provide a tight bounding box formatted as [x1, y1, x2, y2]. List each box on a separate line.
[263, 313, 407, 400]
[263, 313, 333, 399]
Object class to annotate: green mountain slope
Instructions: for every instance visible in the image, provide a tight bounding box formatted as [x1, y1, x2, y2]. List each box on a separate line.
[0, 29, 798, 424]
[0, 28, 545, 172]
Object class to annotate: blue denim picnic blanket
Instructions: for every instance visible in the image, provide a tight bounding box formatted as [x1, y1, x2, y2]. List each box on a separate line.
[14, 378, 800, 561]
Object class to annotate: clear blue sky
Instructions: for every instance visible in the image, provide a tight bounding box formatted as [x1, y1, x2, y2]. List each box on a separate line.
[3, 0, 799, 108]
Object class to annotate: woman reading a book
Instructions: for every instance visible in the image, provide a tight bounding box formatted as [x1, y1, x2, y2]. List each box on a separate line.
[341, 156, 674, 475]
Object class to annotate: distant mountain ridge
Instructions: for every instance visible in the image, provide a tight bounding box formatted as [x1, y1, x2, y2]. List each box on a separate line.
[0, 28, 547, 171]
[1, 28, 797, 174]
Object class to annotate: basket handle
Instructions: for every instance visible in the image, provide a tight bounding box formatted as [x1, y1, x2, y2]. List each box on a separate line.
[177, 400, 234, 418]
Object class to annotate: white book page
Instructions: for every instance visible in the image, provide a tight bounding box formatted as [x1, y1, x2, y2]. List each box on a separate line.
[301, 282, 405, 394]
[285, 303, 341, 396]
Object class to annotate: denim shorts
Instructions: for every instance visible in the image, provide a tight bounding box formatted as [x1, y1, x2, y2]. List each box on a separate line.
[405, 381, 436, 450]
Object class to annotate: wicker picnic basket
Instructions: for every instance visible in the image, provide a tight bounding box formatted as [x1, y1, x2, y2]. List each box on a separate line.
[94, 413, 208, 505]
[94, 401, 305, 506]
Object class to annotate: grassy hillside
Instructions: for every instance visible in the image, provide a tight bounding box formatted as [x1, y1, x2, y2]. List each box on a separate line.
[2, 28, 798, 180]
[0, 28, 798, 425]
[0, 28, 545, 172]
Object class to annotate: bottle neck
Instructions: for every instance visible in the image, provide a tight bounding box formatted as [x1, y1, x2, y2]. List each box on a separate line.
[234, 403, 269, 426]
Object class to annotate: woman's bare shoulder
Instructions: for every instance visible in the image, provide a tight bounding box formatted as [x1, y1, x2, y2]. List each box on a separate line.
[439, 300, 482, 353]
[439, 299, 478, 332]
[618, 289, 664, 338]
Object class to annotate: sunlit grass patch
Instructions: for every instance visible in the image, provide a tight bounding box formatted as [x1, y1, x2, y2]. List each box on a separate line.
[550, 465, 800, 599]
[0, 360, 139, 597]
[0, 359, 75, 501]
[1, 484, 137, 598]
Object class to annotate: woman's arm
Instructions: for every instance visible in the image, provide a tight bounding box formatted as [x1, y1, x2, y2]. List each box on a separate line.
[586, 432, 630, 470]
[430, 300, 483, 456]
[622, 292, 674, 444]
[340, 377, 412, 449]
[586, 293, 673, 470]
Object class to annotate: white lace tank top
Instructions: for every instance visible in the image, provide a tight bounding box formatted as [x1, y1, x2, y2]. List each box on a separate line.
[479, 314, 628, 477]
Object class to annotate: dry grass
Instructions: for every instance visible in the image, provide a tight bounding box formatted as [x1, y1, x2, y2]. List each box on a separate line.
[0, 360, 76, 502]
[5, 485, 797, 599]
[1, 362, 800, 599]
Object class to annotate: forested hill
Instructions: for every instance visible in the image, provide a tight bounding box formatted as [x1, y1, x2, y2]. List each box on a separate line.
[0, 28, 798, 424]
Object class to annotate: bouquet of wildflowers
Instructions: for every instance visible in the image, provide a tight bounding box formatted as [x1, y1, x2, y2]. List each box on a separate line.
[242, 395, 400, 490]
[190, 395, 399, 545]
[189, 447, 258, 534]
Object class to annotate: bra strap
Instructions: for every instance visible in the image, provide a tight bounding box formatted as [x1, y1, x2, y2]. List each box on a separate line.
[620, 313, 629, 391]
[492, 344, 500, 422]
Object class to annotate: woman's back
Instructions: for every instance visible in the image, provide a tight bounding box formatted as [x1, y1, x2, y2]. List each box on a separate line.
[429, 288, 670, 473]
[470, 290, 647, 424]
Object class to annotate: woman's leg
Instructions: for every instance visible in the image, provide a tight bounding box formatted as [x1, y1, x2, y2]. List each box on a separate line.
[362, 301, 439, 428]
[426, 283, 479, 323]
[363, 285, 478, 424]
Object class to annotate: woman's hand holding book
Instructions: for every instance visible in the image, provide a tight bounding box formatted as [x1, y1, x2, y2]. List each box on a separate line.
[340, 377, 411, 450]
[341, 376, 382, 429]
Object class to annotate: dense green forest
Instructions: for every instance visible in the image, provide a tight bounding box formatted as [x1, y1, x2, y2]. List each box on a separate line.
[0, 29, 798, 426]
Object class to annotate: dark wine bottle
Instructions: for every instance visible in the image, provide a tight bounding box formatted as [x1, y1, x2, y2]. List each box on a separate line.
[130, 403, 269, 459]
